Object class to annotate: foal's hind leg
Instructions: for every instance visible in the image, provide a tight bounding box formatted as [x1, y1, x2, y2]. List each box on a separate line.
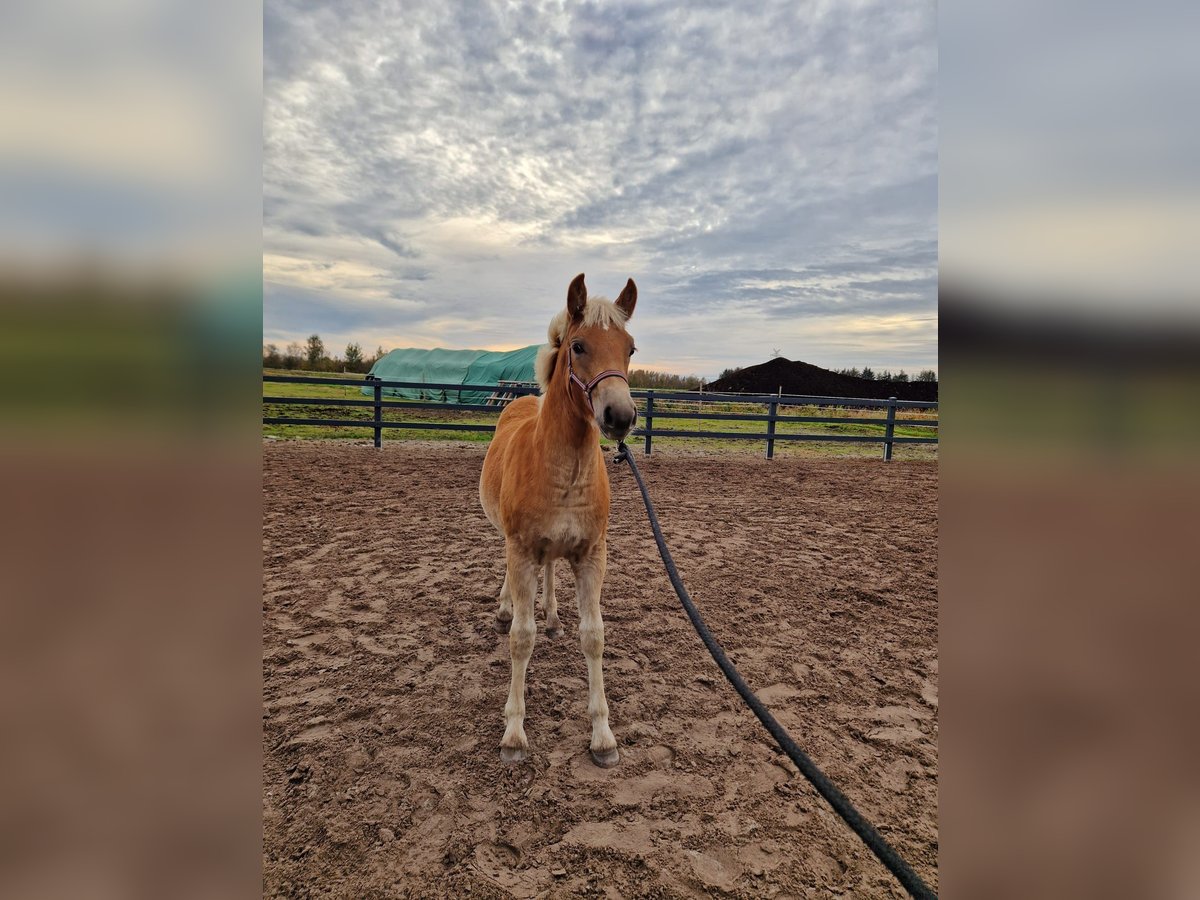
[544, 561, 562, 638]
[500, 547, 538, 763]
[494, 572, 513, 634]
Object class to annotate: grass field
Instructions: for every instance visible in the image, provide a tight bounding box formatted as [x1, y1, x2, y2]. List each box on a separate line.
[262, 369, 938, 459]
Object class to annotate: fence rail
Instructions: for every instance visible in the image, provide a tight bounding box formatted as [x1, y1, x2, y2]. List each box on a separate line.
[262, 374, 937, 460]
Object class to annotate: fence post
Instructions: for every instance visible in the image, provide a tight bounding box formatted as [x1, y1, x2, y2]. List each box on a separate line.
[765, 400, 778, 459]
[373, 379, 383, 449]
[644, 390, 654, 456]
[883, 396, 896, 461]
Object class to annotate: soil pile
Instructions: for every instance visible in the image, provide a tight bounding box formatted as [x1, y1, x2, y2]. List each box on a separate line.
[706, 357, 938, 402]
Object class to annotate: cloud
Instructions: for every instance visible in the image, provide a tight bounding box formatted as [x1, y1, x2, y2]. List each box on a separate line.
[264, 0, 937, 375]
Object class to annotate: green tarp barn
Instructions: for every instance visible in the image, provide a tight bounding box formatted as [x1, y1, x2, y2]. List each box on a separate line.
[363, 345, 541, 404]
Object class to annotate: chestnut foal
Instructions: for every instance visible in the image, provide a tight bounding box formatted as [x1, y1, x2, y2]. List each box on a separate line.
[479, 273, 638, 767]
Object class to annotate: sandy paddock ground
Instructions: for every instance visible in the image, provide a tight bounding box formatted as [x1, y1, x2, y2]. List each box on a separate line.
[263, 441, 938, 898]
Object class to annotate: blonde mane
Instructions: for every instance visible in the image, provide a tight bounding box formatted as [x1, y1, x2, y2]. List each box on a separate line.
[535, 296, 628, 391]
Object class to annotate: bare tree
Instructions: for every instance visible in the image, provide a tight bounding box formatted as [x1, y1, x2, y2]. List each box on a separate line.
[305, 334, 325, 368]
[284, 342, 303, 370]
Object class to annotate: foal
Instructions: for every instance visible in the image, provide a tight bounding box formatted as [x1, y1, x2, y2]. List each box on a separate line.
[479, 273, 638, 768]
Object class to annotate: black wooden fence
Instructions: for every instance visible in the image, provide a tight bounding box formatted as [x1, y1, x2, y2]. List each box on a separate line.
[263, 374, 938, 460]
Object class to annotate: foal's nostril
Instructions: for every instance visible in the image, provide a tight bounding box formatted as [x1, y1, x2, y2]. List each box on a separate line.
[606, 405, 634, 434]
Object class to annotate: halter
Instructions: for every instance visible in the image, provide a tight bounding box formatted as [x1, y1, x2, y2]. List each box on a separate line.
[567, 352, 628, 415]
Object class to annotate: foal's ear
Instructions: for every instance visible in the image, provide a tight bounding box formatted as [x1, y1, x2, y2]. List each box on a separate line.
[567, 273, 587, 322]
[615, 278, 637, 319]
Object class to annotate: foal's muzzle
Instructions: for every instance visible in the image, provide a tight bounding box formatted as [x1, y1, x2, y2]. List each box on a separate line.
[600, 400, 637, 440]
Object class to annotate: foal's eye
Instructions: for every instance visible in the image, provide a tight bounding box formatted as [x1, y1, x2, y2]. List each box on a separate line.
[571, 341, 585, 354]
[630, 346, 637, 356]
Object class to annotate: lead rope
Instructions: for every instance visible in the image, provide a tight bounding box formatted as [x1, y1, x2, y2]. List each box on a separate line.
[613, 442, 937, 900]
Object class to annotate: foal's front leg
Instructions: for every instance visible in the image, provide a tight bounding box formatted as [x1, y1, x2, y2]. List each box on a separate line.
[572, 543, 619, 768]
[499, 546, 538, 763]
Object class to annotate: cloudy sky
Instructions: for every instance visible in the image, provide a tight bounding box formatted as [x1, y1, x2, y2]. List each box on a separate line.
[264, 0, 937, 378]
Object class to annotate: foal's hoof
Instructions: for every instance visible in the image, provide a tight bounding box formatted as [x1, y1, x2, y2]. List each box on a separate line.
[545, 625, 562, 639]
[590, 747, 620, 769]
[494, 618, 512, 634]
[499, 746, 528, 765]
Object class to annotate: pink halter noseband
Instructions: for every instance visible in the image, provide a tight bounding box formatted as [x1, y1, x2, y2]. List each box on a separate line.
[568, 353, 628, 415]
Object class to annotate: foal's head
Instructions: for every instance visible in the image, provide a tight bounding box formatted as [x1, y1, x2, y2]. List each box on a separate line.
[537, 273, 639, 440]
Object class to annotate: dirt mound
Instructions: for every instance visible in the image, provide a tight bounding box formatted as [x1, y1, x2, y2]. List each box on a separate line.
[263, 441, 938, 897]
[707, 357, 938, 403]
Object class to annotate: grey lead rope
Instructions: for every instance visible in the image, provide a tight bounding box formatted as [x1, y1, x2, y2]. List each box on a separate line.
[613, 442, 937, 900]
